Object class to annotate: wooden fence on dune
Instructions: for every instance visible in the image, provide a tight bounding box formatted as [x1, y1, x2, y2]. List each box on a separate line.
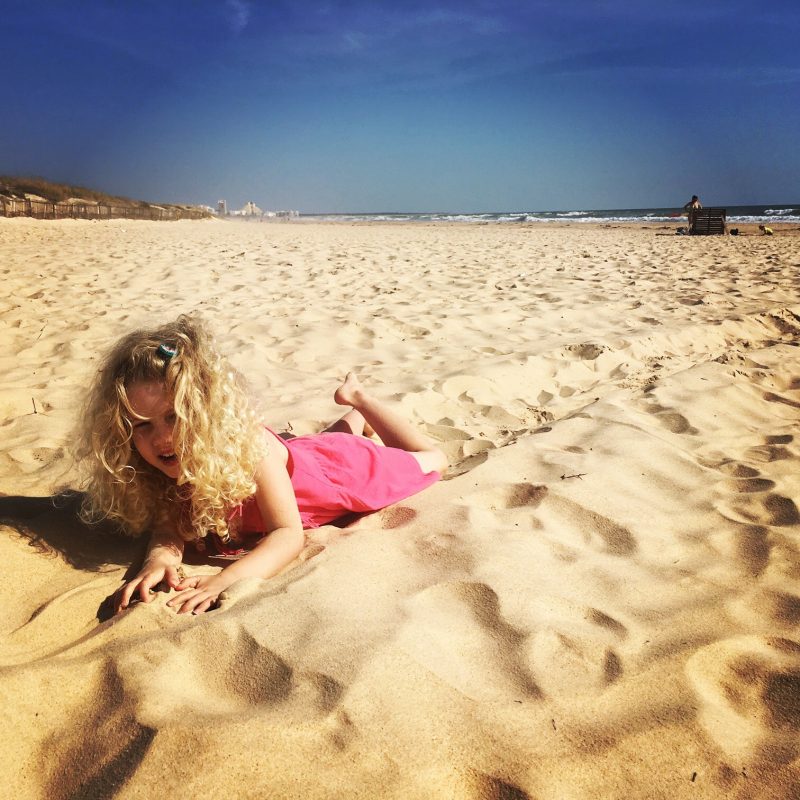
[0, 197, 210, 221]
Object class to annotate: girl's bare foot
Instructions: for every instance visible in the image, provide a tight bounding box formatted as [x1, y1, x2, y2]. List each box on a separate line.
[333, 374, 374, 436]
[334, 372, 364, 408]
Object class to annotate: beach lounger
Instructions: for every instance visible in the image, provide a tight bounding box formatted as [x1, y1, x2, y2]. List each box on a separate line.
[690, 208, 727, 235]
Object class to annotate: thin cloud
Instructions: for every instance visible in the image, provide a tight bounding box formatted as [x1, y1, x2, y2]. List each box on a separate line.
[227, 0, 251, 34]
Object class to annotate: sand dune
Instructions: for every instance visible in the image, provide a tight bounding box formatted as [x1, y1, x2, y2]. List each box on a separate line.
[1, 218, 799, 798]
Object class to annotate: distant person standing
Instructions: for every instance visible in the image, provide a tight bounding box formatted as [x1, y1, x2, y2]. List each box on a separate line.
[683, 195, 702, 231]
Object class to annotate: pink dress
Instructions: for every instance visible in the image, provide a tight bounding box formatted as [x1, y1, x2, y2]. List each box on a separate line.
[201, 429, 440, 556]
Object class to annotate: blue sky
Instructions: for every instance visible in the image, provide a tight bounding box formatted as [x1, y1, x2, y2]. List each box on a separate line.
[2, 1, 798, 211]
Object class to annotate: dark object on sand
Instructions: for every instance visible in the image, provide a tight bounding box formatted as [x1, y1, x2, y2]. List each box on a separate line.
[729, 228, 739, 235]
[690, 208, 727, 235]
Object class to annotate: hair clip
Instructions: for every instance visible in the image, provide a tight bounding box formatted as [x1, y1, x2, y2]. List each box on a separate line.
[157, 343, 178, 359]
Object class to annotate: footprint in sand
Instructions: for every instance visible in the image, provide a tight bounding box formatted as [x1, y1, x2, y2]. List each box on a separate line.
[744, 444, 791, 463]
[462, 482, 548, 511]
[653, 410, 696, 434]
[438, 770, 531, 800]
[524, 601, 628, 698]
[729, 525, 774, 577]
[114, 622, 344, 725]
[460, 482, 637, 557]
[376, 505, 417, 529]
[396, 581, 542, 703]
[707, 427, 799, 530]
[538, 493, 637, 557]
[7, 445, 66, 471]
[716, 462, 761, 478]
[708, 442, 800, 575]
[686, 636, 800, 764]
[727, 589, 800, 631]
[716, 492, 799, 527]
[764, 434, 794, 445]
[763, 390, 800, 413]
[458, 481, 549, 531]
[638, 399, 698, 435]
[36, 660, 158, 800]
[767, 375, 800, 392]
[563, 342, 607, 361]
[39, 624, 348, 798]
[718, 477, 776, 494]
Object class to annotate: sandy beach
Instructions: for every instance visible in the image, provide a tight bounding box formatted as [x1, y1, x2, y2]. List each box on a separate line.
[1, 217, 799, 799]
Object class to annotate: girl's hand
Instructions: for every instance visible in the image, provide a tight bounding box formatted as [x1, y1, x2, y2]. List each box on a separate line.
[166, 573, 233, 615]
[115, 563, 182, 614]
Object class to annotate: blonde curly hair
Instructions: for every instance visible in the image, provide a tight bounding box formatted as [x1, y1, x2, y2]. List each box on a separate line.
[76, 314, 267, 542]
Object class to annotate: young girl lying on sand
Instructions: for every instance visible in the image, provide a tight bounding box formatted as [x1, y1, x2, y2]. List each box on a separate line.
[77, 315, 446, 615]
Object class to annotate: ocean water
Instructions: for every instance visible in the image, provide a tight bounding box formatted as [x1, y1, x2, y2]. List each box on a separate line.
[303, 205, 799, 224]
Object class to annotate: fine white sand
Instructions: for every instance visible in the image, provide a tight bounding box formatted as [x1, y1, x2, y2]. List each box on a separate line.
[1, 217, 799, 799]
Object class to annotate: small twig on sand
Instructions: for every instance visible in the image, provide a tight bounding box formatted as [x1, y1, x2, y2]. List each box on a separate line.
[35, 322, 47, 342]
[32, 397, 37, 414]
[560, 472, 586, 480]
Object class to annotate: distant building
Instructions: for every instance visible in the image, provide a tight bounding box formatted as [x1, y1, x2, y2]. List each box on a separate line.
[219, 201, 300, 220]
[241, 201, 263, 216]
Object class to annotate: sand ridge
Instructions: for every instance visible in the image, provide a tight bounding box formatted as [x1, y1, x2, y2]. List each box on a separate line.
[1, 218, 799, 798]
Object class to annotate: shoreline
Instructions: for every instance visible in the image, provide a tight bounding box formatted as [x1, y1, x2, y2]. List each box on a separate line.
[4, 215, 797, 235]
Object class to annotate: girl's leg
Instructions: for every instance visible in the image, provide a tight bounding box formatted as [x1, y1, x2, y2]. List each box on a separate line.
[333, 373, 447, 474]
[324, 408, 367, 436]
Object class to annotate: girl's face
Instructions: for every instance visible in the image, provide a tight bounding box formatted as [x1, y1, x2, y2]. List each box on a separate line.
[127, 380, 180, 479]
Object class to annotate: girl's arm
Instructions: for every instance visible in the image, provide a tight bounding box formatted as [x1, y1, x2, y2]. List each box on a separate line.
[166, 441, 305, 615]
[115, 528, 185, 613]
